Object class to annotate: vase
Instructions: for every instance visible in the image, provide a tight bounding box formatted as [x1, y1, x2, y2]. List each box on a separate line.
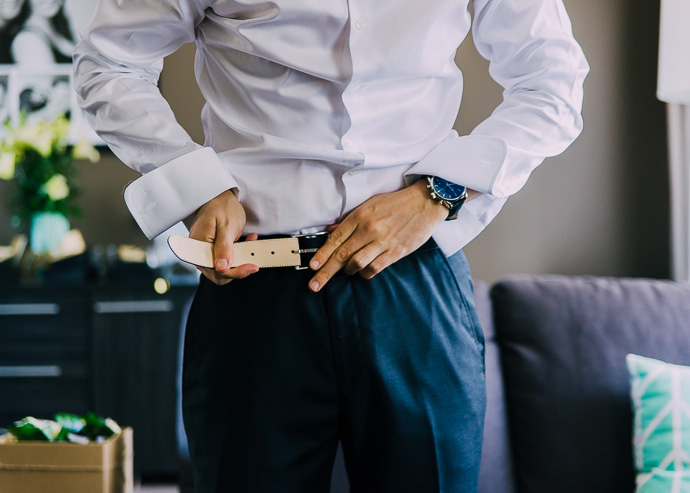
[30, 212, 70, 255]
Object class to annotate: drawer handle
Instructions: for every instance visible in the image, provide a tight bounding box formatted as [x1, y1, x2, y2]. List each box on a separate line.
[0, 304, 60, 316]
[93, 300, 174, 314]
[0, 366, 63, 378]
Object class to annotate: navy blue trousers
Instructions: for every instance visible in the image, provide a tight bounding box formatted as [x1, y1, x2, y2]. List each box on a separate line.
[182, 240, 486, 492]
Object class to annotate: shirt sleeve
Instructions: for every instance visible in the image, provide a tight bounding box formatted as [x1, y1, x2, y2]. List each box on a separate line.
[407, 0, 589, 199]
[73, 0, 238, 239]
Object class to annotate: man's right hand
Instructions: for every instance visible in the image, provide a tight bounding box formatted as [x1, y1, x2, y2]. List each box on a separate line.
[188, 189, 259, 285]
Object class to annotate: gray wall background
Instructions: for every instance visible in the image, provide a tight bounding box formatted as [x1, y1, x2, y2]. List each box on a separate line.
[0, 0, 669, 283]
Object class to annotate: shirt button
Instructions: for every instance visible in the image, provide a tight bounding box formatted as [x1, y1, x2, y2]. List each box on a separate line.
[348, 170, 359, 176]
[349, 142, 360, 151]
[355, 19, 365, 30]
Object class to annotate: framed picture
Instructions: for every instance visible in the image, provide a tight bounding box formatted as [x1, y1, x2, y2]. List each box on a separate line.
[0, 0, 103, 144]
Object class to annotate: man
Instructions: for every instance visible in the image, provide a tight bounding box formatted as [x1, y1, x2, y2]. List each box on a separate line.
[73, 1, 588, 491]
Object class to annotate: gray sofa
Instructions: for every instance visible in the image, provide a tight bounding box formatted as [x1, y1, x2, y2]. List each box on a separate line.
[475, 275, 690, 493]
[180, 275, 690, 492]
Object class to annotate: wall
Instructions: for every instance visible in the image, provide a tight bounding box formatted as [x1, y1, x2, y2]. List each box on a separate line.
[460, 0, 669, 282]
[0, 0, 670, 283]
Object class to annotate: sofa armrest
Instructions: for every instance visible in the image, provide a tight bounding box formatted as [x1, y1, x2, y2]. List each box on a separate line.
[474, 280, 517, 493]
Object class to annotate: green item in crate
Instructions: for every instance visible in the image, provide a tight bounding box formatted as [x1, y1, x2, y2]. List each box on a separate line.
[8, 416, 62, 441]
[7, 413, 121, 443]
[54, 412, 86, 434]
[54, 412, 87, 441]
[80, 412, 121, 441]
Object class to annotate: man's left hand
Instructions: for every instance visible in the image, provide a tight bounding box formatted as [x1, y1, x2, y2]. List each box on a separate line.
[308, 179, 449, 292]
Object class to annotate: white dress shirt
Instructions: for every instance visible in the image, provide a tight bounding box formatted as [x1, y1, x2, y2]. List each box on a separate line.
[73, 0, 588, 255]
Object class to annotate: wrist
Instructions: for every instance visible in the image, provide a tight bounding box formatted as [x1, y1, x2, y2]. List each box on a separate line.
[219, 188, 239, 200]
[411, 179, 449, 220]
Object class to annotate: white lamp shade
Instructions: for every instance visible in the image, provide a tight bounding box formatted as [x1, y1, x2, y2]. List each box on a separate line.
[658, 0, 690, 104]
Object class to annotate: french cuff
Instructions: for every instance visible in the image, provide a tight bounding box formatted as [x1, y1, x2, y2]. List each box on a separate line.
[123, 147, 238, 240]
[406, 135, 508, 196]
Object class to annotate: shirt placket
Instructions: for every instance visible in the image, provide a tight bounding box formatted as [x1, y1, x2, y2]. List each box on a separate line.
[340, 0, 372, 216]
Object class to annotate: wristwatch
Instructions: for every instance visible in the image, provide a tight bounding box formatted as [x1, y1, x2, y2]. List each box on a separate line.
[425, 176, 468, 221]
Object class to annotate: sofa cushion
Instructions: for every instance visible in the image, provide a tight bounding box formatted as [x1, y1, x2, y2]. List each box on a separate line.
[635, 469, 690, 493]
[627, 354, 690, 491]
[474, 280, 516, 493]
[491, 276, 690, 493]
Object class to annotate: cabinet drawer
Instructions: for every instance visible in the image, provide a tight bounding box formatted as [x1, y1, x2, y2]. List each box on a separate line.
[0, 293, 88, 364]
[0, 365, 89, 427]
[0, 291, 85, 317]
[0, 333, 87, 365]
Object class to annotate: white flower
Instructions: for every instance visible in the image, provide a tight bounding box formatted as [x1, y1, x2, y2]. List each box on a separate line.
[72, 139, 100, 163]
[52, 117, 71, 143]
[0, 151, 15, 180]
[12, 121, 54, 156]
[12, 122, 42, 148]
[34, 130, 55, 157]
[11, 118, 70, 157]
[41, 174, 70, 201]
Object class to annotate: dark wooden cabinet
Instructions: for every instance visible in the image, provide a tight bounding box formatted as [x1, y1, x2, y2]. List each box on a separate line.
[0, 289, 92, 428]
[0, 282, 196, 479]
[91, 287, 193, 477]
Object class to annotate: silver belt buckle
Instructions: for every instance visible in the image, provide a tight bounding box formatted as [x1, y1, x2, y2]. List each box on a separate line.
[291, 231, 329, 270]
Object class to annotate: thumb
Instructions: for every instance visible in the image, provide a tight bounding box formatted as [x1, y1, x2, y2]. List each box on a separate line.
[214, 222, 236, 273]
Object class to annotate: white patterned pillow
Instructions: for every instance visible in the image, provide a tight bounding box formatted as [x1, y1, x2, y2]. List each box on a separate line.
[627, 354, 690, 493]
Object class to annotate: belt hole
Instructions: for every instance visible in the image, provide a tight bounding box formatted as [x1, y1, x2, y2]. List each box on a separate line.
[271, 251, 275, 255]
[250, 252, 255, 256]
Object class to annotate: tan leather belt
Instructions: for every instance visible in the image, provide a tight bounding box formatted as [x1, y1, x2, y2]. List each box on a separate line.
[168, 232, 329, 270]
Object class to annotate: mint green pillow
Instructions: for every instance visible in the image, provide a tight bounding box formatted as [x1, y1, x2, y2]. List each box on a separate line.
[637, 469, 690, 493]
[627, 354, 690, 493]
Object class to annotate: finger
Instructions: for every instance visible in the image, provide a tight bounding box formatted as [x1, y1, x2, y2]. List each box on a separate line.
[214, 221, 238, 273]
[359, 251, 398, 280]
[198, 263, 259, 286]
[197, 267, 232, 286]
[309, 237, 376, 292]
[205, 232, 259, 283]
[309, 221, 357, 271]
[230, 263, 260, 278]
[343, 243, 381, 276]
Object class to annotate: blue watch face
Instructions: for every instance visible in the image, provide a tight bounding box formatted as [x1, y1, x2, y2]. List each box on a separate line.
[432, 176, 466, 201]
